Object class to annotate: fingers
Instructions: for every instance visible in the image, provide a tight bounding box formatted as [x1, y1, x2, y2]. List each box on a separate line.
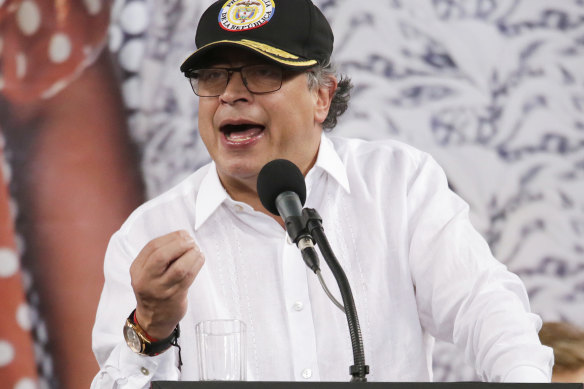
[161, 244, 205, 290]
[131, 230, 205, 298]
[130, 230, 205, 337]
[134, 230, 197, 276]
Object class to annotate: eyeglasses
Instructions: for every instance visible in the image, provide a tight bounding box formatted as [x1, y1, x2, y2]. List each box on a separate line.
[186, 64, 285, 97]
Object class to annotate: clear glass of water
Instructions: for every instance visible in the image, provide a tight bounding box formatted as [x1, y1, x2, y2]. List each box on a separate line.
[195, 319, 247, 381]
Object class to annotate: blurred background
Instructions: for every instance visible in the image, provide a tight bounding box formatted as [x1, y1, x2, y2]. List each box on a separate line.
[0, 0, 583, 388]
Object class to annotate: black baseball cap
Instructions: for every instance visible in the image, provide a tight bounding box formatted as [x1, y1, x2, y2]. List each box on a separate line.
[180, 0, 334, 72]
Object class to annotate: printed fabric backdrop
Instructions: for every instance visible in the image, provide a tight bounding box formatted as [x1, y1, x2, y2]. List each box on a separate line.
[0, 0, 583, 388]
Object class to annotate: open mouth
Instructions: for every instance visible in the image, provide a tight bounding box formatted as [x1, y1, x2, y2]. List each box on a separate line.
[221, 124, 265, 144]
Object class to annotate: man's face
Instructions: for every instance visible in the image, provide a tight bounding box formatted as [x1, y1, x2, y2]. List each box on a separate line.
[197, 48, 333, 196]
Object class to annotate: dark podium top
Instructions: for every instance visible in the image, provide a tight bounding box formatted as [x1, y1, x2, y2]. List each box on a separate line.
[152, 382, 583, 389]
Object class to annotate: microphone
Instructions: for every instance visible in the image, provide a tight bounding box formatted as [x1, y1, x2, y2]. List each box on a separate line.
[257, 159, 369, 381]
[257, 159, 319, 272]
[257, 159, 306, 217]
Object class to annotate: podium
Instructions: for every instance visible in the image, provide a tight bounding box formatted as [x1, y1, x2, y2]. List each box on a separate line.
[152, 382, 583, 388]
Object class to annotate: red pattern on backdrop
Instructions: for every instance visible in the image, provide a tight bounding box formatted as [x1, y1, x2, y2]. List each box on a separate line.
[0, 0, 111, 386]
[1, 0, 110, 103]
[0, 144, 37, 389]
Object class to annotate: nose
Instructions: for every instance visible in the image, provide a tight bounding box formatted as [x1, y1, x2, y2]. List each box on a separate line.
[219, 70, 251, 103]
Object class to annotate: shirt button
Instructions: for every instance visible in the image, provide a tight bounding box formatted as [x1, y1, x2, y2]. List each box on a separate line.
[301, 368, 313, 379]
[140, 367, 150, 376]
[292, 301, 304, 311]
[234, 204, 244, 212]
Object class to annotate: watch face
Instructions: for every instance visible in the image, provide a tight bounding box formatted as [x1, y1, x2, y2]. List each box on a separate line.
[124, 325, 143, 353]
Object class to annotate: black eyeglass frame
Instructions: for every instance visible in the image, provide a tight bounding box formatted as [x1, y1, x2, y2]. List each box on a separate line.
[184, 64, 287, 97]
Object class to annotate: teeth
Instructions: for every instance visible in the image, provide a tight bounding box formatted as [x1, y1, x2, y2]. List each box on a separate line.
[226, 132, 254, 142]
[223, 125, 264, 142]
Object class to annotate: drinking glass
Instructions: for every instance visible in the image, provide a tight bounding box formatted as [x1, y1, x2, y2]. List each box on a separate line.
[195, 319, 247, 381]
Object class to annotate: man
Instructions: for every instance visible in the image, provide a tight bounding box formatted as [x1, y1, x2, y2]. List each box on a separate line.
[91, 0, 553, 387]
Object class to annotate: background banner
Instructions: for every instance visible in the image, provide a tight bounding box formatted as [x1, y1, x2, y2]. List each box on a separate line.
[1, 0, 583, 387]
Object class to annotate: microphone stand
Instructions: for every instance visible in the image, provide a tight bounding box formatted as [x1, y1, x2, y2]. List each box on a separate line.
[302, 208, 370, 383]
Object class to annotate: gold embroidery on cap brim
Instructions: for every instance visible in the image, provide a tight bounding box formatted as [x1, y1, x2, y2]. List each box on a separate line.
[187, 40, 318, 67]
[240, 39, 298, 59]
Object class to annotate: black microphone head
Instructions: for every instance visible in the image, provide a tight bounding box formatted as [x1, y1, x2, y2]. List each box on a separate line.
[257, 159, 307, 216]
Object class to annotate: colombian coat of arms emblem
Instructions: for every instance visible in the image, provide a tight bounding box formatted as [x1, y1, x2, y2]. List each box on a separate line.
[219, 0, 275, 31]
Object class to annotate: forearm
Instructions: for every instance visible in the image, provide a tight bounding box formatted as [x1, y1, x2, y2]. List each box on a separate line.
[408, 155, 553, 382]
[452, 263, 553, 382]
[93, 227, 200, 386]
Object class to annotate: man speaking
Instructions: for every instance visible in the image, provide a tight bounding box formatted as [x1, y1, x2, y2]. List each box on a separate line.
[91, 0, 553, 387]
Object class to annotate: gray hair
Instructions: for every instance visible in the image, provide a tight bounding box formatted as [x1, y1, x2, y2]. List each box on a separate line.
[306, 64, 353, 130]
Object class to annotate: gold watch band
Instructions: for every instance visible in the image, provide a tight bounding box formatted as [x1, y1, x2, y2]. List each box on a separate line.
[123, 309, 179, 356]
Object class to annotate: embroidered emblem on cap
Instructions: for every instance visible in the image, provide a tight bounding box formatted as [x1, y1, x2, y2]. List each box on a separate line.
[219, 0, 275, 31]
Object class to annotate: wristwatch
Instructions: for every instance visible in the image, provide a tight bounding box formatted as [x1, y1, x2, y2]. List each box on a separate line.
[123, 309, 180, 356]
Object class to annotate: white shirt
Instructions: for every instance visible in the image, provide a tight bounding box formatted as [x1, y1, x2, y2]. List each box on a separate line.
[91, 134, 553, 388]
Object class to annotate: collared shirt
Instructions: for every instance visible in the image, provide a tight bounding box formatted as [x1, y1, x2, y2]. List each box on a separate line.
[91, 134, 553, 388]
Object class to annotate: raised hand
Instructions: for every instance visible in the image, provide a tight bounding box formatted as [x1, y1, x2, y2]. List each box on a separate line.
[130, 230, 204, 339]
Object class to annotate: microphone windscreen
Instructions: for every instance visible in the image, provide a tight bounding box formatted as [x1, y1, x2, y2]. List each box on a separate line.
[257, 159, 307, 215]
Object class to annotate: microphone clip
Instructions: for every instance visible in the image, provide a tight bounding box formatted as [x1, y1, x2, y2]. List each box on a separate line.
[283, 215, 309, 245]
[283, 213, 320, 273]
[284, 208, 323, 243]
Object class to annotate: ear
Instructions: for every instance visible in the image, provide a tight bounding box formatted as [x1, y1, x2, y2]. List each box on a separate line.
[313, 75, 338, 125]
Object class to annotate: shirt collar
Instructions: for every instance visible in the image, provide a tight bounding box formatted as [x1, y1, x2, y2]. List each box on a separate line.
[308, 133, 351, 194]
[194, 133, 350, 230]
[195, 161, 229, 230]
